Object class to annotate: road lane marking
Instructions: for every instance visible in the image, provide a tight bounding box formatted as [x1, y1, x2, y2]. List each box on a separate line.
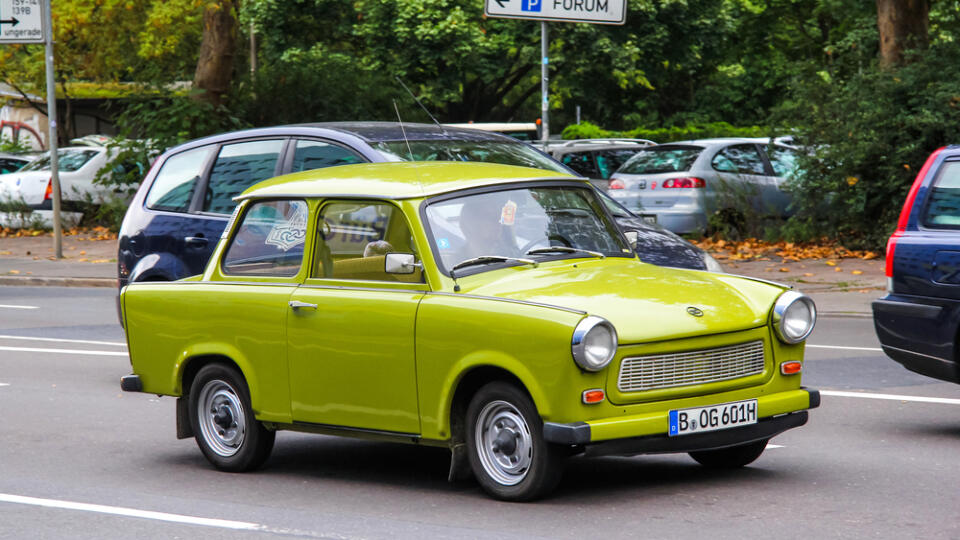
[0, 304, 38, 310]
[0, 335, 126, 347]
[807, 344, 883, 352]
[0, 493, 263, 531]
[766, 444, 784, 449]
[821, 390, 960, 405]
[0, 346, 127, 357]
[0, 383, 8, 387]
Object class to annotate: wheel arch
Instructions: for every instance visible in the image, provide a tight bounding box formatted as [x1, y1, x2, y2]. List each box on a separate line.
[446, 364, 544, 448]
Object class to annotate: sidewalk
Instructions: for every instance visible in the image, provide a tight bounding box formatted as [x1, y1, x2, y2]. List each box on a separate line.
[0, 233, 883, 317]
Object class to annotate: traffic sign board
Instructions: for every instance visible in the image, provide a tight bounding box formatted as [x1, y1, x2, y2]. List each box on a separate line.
[484, 0, 626, 25]
[0, 0, 43, 43]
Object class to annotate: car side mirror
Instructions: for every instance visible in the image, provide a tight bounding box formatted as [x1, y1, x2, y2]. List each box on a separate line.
[385, 253, 421, 274]
[624, 230, 639, 250]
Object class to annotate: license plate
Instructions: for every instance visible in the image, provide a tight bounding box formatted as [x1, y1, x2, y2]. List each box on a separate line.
[668, 399, 757, 436]
[641, 214, 657, 224]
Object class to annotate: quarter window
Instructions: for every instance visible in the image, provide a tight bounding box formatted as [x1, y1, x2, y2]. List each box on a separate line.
[145, 146, 214, 213]
[204, 140, 284, 214]
[222, 199, 308, 277]
[712, 144, 766, 175]
[923, 162, 960, 227]
[291, 140, 364, 172]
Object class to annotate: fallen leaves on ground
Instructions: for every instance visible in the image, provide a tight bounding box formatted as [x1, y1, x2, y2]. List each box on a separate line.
[693, 238, 880, 262]
[0, 226, 117, 241]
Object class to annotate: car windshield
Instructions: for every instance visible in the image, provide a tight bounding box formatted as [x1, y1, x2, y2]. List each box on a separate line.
[372, 140, 569, 174]
[425, 185, 631, 274]
[20, 149, 100, 172]
[617, 146, 702, 174]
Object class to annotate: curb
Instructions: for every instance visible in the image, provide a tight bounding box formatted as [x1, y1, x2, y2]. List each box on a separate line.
[0, 276, 116, 288]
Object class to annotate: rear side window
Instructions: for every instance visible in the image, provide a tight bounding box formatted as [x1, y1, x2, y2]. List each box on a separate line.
[291, 140, 364, 172]
[618, 147, 702, 174]
[222, 199, 308, 277]
[767, 145, 799, 177]
[712, 144, 766, 175]
[204, 140, 284, 214]
[145, 146, 214, 213]
[560, 152, 599, 178]
[923, 161, 960, 228]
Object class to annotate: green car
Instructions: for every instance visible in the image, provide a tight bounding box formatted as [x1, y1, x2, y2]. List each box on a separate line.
[120, 162, 819, 501]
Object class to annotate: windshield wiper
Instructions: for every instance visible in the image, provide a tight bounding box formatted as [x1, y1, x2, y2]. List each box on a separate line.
[525, 246, 605, 259]
[450, 255, 538, 276]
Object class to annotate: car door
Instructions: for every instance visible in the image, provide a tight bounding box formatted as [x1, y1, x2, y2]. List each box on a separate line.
[286, 199, 425, 434]
[709, 143, 772, 214]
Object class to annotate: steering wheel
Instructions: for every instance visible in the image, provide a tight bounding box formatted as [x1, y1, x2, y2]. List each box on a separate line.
[519, 234, 572, 255]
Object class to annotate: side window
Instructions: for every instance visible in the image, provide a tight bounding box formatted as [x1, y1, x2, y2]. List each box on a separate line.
[596, 149, 638, 179]
[204, 139, 284, 214]
[0, 159, 24, 173]
[923, 162, 960, 227]
[767, 145, 799, 177]
[560, 152, 599, 178]
[314, 201, 421, 283]
[145, 146, 214, 213]
[292, 140, 364, 173]
[711, 144, 766, 175]
[222, 199, 308, 277]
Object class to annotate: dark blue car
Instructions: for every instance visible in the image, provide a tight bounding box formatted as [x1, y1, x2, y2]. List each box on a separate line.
[118, 122, 721, 290]
[873, 146, 960, 383]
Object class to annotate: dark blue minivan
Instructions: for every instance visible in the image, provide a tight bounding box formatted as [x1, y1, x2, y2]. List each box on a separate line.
[873, 146, 960, 383]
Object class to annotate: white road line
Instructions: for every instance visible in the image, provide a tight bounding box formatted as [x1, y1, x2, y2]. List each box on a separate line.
[0, 493, 263, 531]
[0, 346, 128, 357]
[0, 383, 8, 387]
[0, 335, 126, 347]
[765, 444, 784, 449]
[0, 304, 38, 310]
[807, 344, 883, 352]
[821, 390, 960, 405]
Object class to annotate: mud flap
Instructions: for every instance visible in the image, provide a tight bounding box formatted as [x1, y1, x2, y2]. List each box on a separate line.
[176, 397, 193, 439]
[447, 442, 473, 482]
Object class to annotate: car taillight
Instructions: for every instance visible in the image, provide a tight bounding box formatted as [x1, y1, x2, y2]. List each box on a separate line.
[661, 177, 705, 189]
[43, 178, 52, 200]
[886, 147, 945, 278]
[609, 178, 625, 190]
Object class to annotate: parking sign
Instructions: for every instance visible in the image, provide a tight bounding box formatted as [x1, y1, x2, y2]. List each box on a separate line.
[485, 0, 626, 25]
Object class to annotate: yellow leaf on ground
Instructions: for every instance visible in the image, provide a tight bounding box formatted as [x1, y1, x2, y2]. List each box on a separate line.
[803, 273, 814, 277]
[851, 270, 863, 275]
[779, 267, 789, 272]
[835, 267, 843, 272]
[826, 260, 837, 266]
[8, 270, 19, 274]
[0, 251, 10, 255]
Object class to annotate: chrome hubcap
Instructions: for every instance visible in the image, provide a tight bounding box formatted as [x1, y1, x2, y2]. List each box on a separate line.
[197, 379, 245, 457]
[475, 400, 532, 486]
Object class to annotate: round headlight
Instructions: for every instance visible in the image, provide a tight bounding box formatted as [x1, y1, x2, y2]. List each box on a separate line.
[572, 316, 618, 371]
[772, 291, 817, 344]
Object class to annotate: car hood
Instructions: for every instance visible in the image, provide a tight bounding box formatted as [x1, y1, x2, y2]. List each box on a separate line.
[460, 258, 783, 344]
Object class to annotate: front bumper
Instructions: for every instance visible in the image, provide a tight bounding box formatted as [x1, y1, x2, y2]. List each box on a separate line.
[543, 388, 818, 456]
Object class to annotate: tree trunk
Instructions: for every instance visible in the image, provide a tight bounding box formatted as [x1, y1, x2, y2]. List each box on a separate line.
[876, 0, 929, 67]
[193, 0, 237, 107]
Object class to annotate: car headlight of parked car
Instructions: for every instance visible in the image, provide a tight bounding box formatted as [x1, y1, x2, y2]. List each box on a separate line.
[771, 291, 817, 344]
[572, 316, 618, 371]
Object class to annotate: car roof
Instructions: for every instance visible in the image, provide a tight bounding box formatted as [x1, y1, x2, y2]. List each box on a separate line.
[238, 161, 579, 201]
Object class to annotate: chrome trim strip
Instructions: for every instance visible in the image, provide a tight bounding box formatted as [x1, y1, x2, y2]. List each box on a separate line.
[726, 273, 793, 290]
[426, 291, 587, 315]
[882, 343, 950, 363]
[298, 284, 428, 294]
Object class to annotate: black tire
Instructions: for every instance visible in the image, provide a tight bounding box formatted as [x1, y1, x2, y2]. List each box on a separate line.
[465, 382, 563, 501]
[188, 363, 275, 472]
[689, 439, 768, 469]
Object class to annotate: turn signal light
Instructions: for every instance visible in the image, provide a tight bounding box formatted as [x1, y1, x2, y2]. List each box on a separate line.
[780, 361, 802, 375]
[609, 179, 625, 190]
[582, 389, 605, 404]
[661, 177, 706, 189]
[43, 178, 52, 200]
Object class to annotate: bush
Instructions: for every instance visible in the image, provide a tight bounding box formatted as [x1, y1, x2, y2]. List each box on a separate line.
[561, 121, 773, 143]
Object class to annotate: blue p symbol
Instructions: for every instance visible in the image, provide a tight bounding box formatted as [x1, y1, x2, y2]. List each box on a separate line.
[522, 0, 541, 12]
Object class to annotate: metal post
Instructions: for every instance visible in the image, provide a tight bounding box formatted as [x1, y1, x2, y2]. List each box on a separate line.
[540, 21, 549, 148]
[43, 0, 61, 258]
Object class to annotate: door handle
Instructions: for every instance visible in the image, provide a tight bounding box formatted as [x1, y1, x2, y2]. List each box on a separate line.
[184, 236, 209, 247]
[288, 300, 318, 311]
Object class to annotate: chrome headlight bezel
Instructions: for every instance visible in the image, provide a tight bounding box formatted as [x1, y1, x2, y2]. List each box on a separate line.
[572, 316, 618, 371]
[771, 291, 817, 344]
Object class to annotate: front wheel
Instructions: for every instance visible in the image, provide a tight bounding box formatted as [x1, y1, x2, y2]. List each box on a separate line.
[689, 439, 768, 469]
[465, 382, 563, 501]
[188, 364, 275, 472]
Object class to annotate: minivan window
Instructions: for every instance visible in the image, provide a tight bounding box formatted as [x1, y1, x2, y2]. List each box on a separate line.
[618, 147, 702, 174]
[923, 161, 960, 227]
[373, 140, 568, 173]
[292, 140, 364, 172]
[204, 139, 284, 214]
[145, 146, 214, 213]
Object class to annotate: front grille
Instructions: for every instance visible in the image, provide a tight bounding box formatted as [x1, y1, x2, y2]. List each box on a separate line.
[617, 340, 765, 392]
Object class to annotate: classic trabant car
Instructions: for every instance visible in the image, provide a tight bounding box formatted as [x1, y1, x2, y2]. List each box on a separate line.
[120, 162, 819, 501]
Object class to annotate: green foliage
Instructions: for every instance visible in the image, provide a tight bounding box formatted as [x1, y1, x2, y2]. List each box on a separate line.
[562, 121, 770, 143]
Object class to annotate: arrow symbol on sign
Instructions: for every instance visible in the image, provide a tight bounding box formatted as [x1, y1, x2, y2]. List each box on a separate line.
[494, 0, 508, 7]
[0, 17, 19, 27]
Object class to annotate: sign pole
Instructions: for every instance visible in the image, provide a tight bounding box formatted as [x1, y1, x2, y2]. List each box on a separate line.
[42, 0, 60, 258]
[540, 21, 549, 148]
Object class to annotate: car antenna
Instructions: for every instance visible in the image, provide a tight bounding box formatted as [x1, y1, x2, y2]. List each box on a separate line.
[393, 99, 416, 163]
[395, 75, 445, 131]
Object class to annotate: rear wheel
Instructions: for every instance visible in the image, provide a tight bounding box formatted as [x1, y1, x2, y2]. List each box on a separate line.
[465, 382, 563, 501]
[188, 364, 275, 472]
[689, 439, 768, 469]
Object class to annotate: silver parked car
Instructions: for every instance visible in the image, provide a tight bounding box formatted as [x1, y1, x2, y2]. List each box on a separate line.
[607, 138, 800, 234]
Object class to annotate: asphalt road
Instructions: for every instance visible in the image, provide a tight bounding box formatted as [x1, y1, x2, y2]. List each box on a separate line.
[1, 286, 959, 539]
